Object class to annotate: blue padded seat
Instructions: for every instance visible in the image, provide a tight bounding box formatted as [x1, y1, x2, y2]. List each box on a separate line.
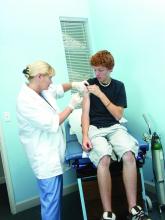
[65, 121, 149, 165]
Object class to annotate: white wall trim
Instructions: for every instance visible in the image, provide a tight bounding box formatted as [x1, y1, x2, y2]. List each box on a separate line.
[0, 176, 5, 184]
[63, 182, 78, 196]
[0, 124, 16, 214]
[16, 196, 40, 213]
[15, 182, 78, 214]
[8, 179, 156, 214]
[144, 180, 156, 194]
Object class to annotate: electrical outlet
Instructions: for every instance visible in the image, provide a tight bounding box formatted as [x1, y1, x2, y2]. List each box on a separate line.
[3, 112, 11, 122]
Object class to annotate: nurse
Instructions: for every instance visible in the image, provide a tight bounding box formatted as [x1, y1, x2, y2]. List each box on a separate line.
[16, 60, 87, 220]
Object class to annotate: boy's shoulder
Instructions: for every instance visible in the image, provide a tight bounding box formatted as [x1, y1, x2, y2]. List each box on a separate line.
[112, 78, 124, 86]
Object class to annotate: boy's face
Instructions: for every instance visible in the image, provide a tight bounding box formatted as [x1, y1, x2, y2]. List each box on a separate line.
[93, 66, 111, 83]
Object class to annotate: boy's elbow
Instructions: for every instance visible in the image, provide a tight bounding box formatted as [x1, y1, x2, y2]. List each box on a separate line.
[116, 108, 124, 121]
[115, 111, 123, 121]
[116, 115, 122, 121]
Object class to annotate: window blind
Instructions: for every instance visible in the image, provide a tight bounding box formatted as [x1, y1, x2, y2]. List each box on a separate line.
[60, 20, 93, 83]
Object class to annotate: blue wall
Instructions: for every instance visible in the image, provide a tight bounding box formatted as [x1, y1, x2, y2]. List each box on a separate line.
[0, 0, 91, 205]
[1, 0, 165, 209]
[88, 0, 165, 182]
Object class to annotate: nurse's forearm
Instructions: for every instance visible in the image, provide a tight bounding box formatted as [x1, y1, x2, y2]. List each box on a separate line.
[62, 83, 72, 92]
[58, 107, 73, 124]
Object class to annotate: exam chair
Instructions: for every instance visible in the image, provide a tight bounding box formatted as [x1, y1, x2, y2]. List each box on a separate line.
[65, 113, 151, 220]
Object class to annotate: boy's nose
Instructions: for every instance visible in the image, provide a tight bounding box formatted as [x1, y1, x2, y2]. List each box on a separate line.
[95, 72, 100, 77]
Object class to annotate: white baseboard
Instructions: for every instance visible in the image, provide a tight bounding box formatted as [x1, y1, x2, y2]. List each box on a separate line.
[13, 181, 155, 214]
[63, 182, 78, 196]
[0, 176, 5, 184]
[15, 182, 78, 214]
[15, 196, 40, 214]
[144, 180, 156, 194]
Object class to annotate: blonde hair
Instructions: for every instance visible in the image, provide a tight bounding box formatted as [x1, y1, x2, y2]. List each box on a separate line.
[22, 60, 55, 80]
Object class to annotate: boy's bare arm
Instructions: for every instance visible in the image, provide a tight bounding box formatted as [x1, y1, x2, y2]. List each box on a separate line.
[81, 94, 92, 151]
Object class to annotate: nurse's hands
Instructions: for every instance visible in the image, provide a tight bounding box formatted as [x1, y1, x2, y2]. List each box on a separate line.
[71, 81, 89, 93]
[68, 93, 82, 110]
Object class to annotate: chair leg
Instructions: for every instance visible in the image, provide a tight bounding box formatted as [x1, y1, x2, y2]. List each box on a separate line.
[77, 178, 88, 220]
[139, 167, 149, 215]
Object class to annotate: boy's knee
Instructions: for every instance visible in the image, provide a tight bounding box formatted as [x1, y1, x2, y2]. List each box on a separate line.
[98, 155, 111, 167]
[122, 151, 135, 164]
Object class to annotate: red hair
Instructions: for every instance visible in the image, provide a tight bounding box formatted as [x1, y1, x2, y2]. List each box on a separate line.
[90, 50, 115, 70]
